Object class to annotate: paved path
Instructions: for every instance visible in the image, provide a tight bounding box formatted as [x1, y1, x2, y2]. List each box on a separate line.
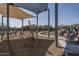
[38, 33, 67, 40]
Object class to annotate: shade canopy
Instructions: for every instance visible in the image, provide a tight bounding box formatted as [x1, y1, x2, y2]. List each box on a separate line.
[0, 3, 33, 20]
[14, 3, 48, 14]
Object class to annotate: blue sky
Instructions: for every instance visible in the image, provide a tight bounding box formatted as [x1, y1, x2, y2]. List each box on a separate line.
[58, 3, 79, 25]
[0, 3, 79, 28]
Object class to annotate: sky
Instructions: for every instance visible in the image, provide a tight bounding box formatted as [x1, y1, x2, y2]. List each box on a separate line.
[0, 3, 79, 28]
[58, 3, 79, 26]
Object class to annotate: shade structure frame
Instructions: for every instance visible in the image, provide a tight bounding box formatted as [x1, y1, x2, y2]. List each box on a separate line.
[0, 3, 50, 42]
[0, 3, 50, 55]
[14, 3, 48, 38]
[6, 3, 16, 56]
[13, 3, 49, 38]
[14, 3, 48, 14]
[0, 3, 35, 50]
[1, 16, 4, 40]
[0, 3, 34, 42]
[21, 19, 24, 39]
[47, 9, 50, 38]
[35, 9, 50, 38]
[0, 3, 34, 20]
[6, 3, 10, 55]
[36, 13, 38, 38]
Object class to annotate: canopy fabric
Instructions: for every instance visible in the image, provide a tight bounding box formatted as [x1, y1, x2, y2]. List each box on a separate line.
[0, 3, 33, 20]
[14, 3, 48, 14]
